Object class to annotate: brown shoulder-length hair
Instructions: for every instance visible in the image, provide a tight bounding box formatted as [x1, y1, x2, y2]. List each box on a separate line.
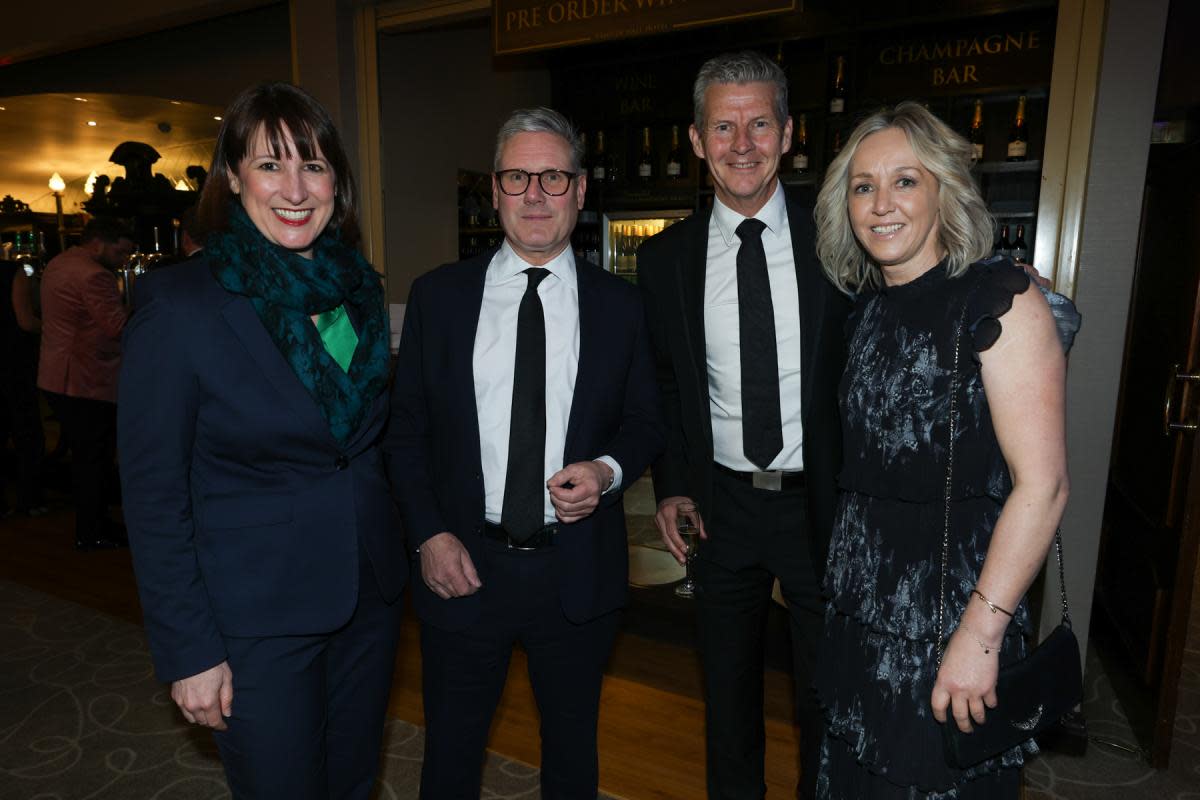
[197, 82, 360, 246]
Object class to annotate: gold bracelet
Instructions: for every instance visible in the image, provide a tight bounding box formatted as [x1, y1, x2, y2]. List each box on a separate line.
[960, 622, 1002, 655]
[971, 588, 1014, 618]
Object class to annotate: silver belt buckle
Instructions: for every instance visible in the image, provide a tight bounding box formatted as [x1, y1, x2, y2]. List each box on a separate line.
[752, 470, 783, 491]
[506, 536, 540, 551]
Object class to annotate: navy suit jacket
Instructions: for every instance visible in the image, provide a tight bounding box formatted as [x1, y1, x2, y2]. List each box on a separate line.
[118, 256, 408, 683]
[385, 249, 665, 633]
[637, 196, 850, 571]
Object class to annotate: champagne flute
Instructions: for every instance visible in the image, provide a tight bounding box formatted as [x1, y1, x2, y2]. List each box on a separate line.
[675, 501, 699, 598]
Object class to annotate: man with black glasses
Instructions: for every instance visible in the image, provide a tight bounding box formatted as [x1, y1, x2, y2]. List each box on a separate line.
[386, 106, 663, 799]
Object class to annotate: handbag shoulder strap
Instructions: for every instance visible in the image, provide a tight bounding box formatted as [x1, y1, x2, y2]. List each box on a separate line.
[935, 297, 969, 668]
[934, 273, 1071, 667]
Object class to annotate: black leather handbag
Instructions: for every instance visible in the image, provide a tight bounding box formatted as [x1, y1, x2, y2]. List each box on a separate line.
[934, 298, 1084, 770]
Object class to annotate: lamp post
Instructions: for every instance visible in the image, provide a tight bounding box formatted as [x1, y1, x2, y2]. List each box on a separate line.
[48, 172, 66, 253]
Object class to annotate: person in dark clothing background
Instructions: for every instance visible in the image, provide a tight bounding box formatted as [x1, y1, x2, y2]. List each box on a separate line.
[0, 254, 45, 518]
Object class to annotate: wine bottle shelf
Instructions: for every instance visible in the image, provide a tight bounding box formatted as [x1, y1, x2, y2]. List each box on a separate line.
[988, 198, 1037, 215]
[780, 173, 820, 187]
[973, 159, 1041, 175]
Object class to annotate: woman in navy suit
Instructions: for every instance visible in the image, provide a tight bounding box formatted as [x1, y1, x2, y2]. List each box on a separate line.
[119, 83, 407, 799]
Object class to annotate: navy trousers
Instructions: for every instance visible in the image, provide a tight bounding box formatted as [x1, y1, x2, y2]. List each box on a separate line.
[418, 538, 621, 799]
[212, 543, 403, 799]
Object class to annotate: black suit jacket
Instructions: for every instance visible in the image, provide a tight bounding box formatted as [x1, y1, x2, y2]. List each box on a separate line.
[636, 195, 849, 569]
[385, 249, 665, 632]
[119, 257, 408, 683]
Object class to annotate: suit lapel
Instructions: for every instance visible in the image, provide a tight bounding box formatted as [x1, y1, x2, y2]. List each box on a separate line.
[459, 257, 489, 478]
[680, 212, 713, 452]
[564, 262, 602, 459]
[220, 296, 336, 446]
[788, 199, 825, 426]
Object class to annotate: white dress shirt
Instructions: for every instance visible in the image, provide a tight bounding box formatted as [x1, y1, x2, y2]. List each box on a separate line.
[704, 181, 805, 472]
[473, 242, 622, 525]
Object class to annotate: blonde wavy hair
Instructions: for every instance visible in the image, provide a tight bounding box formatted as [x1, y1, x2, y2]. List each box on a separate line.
[815, 101, 994, 293]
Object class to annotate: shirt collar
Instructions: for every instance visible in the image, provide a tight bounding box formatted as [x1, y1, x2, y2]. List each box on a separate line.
[488, 240, 577, 289]
[712, 180, 787, 248]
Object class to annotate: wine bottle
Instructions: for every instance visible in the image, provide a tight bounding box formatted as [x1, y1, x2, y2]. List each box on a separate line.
[592, 131, 607, 182]
[585, 228, 600, 266]
[829, 55, 846, 114]
[1007, 95, 1028, 162]
[666, 125, 685, 179]
[969, 99, 985, 162]
[791, 114, 809, 173]
[1011, 224, 1029, 262]
[605, 134, 620, 186]
[995, 223, 1013, 258]
[638, 127, 654, 182]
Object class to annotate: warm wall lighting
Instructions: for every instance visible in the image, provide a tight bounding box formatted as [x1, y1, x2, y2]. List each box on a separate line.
[84, 170, 98, 196]
[174, 179, 190, 191]
[49, 173, 67, 252]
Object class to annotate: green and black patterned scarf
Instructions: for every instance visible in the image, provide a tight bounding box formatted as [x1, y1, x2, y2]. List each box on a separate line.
[207, 202, 390, 446]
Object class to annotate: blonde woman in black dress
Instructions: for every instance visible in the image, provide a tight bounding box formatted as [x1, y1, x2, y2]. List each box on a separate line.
[812, 102, 1079, 798]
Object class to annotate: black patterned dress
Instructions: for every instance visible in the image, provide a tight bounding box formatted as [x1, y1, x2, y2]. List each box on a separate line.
[814, 258, 1078, 799]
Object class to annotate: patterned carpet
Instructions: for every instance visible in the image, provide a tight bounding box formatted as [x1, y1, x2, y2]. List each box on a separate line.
[0, 580, 604, 800]
[2, 545, 1197, 799]
[1024, 566, 1200, 799]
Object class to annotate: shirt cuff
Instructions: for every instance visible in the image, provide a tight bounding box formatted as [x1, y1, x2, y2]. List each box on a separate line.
[594, 456, 623, 495]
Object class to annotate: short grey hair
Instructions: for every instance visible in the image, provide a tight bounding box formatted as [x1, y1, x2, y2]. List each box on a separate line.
[693, 51, 789, 131]
[493, 107, 583, 173]
[815, 101, 994, 294]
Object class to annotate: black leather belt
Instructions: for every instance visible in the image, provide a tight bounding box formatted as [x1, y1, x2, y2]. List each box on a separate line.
[482, 521, 559, 550]
[714, 462, 806, 492]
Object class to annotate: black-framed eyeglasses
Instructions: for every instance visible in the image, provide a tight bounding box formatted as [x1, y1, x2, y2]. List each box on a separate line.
[494, 169, 578, 196]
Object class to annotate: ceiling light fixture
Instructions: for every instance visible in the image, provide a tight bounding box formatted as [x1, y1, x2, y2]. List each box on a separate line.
[214, 115, 222, 121]
[73, 97, 88, 102]
[86, 120, 97, 126]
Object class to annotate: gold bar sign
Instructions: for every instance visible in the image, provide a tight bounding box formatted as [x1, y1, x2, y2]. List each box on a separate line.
[494, 0, 797, 56]
[861, 21, 1055, 96]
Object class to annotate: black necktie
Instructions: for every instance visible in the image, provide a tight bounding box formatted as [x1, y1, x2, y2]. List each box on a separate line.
[736, 218, 783, 470]
[501, 267, 550, 542]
